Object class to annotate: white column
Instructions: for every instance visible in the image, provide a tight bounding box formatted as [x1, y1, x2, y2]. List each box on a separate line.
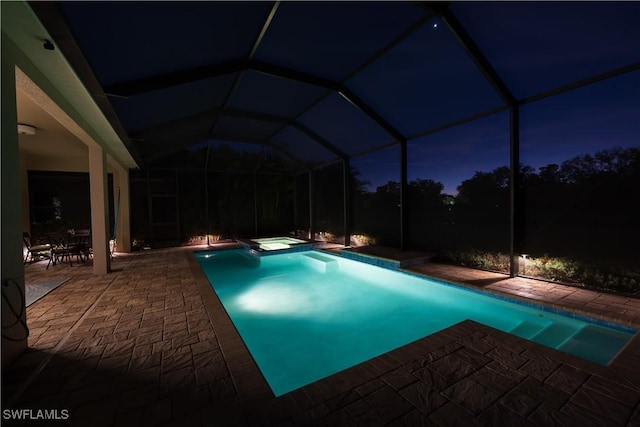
[20, 154, 30, 234]
[89, 145, 111, 274]
[2, 44, 27, 366]
[113, 165, 131, 252]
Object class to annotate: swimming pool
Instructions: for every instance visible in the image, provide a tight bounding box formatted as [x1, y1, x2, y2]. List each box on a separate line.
[196, 249, 636, 397]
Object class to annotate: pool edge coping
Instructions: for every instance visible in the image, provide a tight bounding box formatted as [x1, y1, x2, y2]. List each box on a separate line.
[187, 249, 274, 402]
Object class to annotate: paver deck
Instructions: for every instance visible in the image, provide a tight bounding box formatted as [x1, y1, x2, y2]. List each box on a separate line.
[3, 245, 639, 426]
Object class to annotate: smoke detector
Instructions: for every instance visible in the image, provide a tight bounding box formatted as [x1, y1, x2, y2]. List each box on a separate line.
[17, 124, 36, 135]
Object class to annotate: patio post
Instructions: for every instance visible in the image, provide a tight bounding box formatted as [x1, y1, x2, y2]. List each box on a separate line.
[20, 155, 30, 235]
[343, 158, 352, 247]
[89, 145, 111, 274]
[204, 142, 211, 245]
[292, 174, 298, 236]
[253, 172, 258, 236]
[113, 164, 131, 252]
[400, 140, 408, 250]
[308, 169, 315, 240]
[509, 106, 522, 277]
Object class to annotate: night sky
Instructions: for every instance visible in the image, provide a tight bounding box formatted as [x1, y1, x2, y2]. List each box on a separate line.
[349, 1, 640, 195]
[354, 69, 639, 195]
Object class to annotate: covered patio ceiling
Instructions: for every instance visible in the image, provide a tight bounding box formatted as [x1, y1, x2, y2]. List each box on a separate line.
[27, 1, 640, 172]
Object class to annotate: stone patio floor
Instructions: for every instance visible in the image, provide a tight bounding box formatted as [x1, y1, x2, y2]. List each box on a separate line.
[2, 245, 639, 426]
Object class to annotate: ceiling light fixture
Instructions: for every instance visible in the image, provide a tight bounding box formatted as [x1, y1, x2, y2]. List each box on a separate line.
[17, 124, 36, 135]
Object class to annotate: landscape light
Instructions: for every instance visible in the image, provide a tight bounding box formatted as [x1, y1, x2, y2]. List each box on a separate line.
[521, 254, 528, 275]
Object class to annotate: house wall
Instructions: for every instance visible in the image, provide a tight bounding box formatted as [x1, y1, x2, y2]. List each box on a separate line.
[2, 34, 28, 367]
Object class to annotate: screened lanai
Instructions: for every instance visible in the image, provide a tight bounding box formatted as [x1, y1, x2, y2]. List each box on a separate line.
[25, 1, 640, 290]
[4, 2, 640, 424]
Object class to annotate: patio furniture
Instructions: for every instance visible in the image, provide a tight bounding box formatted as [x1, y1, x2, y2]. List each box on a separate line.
[46, 231, 90, 269]
[22, 232, 52, 264]
[46, 232, 71, 269]
[70, 229, 92, 261]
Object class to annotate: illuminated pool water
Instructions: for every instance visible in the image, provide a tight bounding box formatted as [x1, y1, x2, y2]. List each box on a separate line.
[195, 249, 636, 397]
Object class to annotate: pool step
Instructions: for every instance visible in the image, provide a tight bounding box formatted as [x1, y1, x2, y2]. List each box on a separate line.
[530, 323, 579, 348]
[509, 320, 551, 339]
[303, 252, 339, 273]
[558, 325, 631, 365]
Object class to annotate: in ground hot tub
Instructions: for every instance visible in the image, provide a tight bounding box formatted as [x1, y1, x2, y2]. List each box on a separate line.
[250, 236, 313, 252]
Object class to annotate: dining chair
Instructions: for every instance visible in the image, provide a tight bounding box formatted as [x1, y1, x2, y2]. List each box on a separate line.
[46, 232, 72, 269]
[22, 232, 52, 264]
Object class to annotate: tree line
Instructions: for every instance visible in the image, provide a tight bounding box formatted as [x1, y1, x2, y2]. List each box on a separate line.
[351, 147, 639, 262]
